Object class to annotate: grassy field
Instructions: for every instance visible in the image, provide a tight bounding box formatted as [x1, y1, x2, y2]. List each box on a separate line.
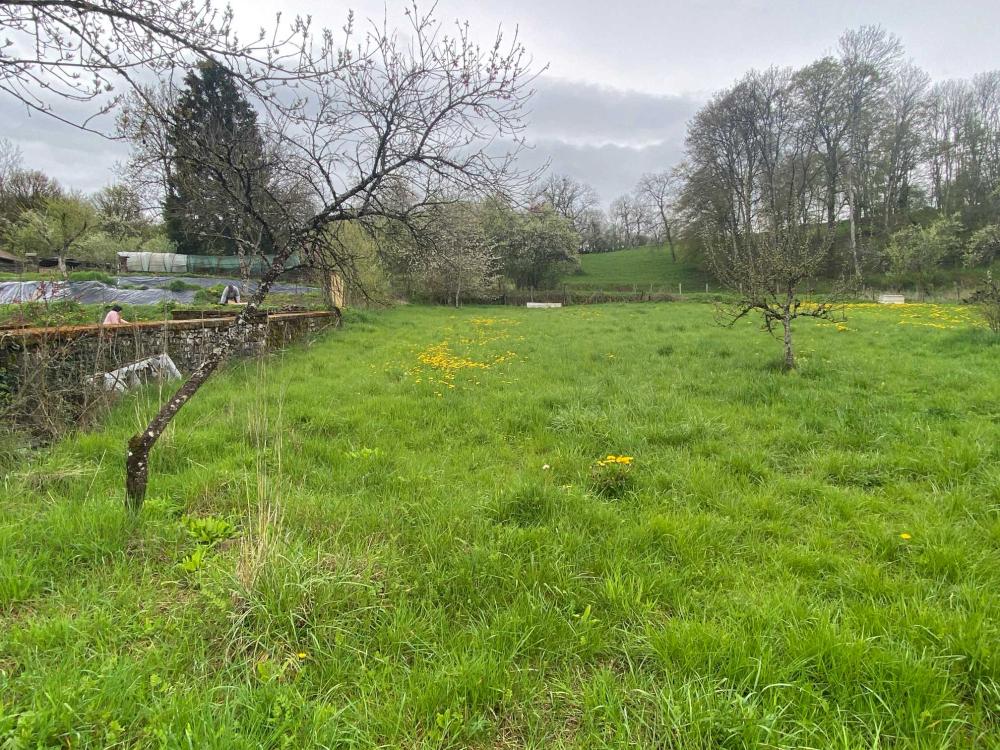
[563, 245, 717, 292]
[561, 245, 1000, 302]
[2, 301, 999, 748]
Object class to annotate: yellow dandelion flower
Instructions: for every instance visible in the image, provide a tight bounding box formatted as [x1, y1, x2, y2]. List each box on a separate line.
[899, 532, 912, 541]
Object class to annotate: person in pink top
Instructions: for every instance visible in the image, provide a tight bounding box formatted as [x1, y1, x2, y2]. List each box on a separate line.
[102, 305, 128, 325]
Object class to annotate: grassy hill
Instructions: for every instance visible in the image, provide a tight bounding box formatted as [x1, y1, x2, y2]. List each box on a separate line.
[563, 244, 718, 292]
[2, 302, 999, 746]
[563, 244, 1000, 301]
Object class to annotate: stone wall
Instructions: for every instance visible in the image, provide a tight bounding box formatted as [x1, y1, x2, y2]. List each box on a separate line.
[0, 311, 340, 398]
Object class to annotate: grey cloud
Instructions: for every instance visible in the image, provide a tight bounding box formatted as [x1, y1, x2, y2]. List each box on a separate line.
[521, 77, 703, 203]
[3, 74, 700, 205]
[527, 77, 702, 148]
[2, 98, 127, 194]
[518, 138, 687, 206]
[5, 0, 999, 201]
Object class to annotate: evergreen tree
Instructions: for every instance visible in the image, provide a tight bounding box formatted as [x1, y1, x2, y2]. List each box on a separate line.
[165, 61, 271, 256]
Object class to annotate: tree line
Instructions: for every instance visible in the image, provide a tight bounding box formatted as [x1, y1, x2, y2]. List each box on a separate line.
[676, 26, 1000, 368]
[680, 26, 1000, 287]
[0, 140, 161, 274]
[531, 27, 1000, 290]
[1, 57, 581, 299]
[528, 171, 682, 258]
[121, 59, 581, 302]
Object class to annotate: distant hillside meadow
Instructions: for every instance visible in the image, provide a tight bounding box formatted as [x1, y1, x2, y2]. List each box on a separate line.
[565, 245, 718, 292]
[2, 302, 998, 747]
[564, 244, 1000, 299]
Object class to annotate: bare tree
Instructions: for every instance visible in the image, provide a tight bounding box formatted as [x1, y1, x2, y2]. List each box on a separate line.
[533, 174, 599, 231]
[877, 64, 930, 229]
[2, 0, 537, 508]
[792, 57, 850, 230]
[974, 71, 1000, 205]
[609, 193, 652, 249]
[117, 9, 536, 507]
[686, 68, 841, 369]
[0, 138, 20, 186]
[838, 26, 903, 279]
[636, 169, 682, 261]
[710, 230, 839, 369]
[926, 71, 1000, 224]
[576, 207, 614, 253]
[1, 0, 336, 129]
[0, 168, 63, 227]
[0, 138, 24, 230]
[116, 84, 180, 213]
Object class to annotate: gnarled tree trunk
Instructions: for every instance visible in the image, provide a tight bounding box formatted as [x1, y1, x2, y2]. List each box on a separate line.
[124, 249, 291, 510]
[781, 311, 795, 370]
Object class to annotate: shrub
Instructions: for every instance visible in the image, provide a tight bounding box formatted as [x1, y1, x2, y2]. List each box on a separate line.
[193, 285, 226, 305]
[974, 271, 1000, 334]
[167, 279, 201, 292]
[964, 225, 1000, 268]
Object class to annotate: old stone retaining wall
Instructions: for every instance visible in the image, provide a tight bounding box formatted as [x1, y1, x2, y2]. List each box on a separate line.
[0, 310, 340, 399]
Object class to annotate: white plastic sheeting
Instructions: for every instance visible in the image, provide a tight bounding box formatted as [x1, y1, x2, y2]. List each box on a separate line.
[90, 353, 182, 392]
[118, 252, 189, 273]
[0, 281, 69, 304]
[0, 280, 198, 305]
[0, 278, 317, 306]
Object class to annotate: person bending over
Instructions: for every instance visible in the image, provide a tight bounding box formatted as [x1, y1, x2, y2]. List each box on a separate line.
[219, 283, 242, 305]
[103, 305, 128, 325]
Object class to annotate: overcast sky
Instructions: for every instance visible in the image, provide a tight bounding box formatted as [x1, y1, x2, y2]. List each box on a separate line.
[4, 0, 999, 204]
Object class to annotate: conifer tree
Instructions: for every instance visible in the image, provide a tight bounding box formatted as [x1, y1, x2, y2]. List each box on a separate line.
[165, 61, 271, 256]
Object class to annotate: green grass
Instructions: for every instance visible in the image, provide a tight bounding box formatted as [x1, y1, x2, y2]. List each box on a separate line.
[0, 297, 324, 328]
[0, 300, 173, 328]
[564, 244, 717, 292]
[67, 270, 118, 284]
[166, 279, 202, 292]
[0, 270, 116, 283]
[1, 302, 999, 747]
